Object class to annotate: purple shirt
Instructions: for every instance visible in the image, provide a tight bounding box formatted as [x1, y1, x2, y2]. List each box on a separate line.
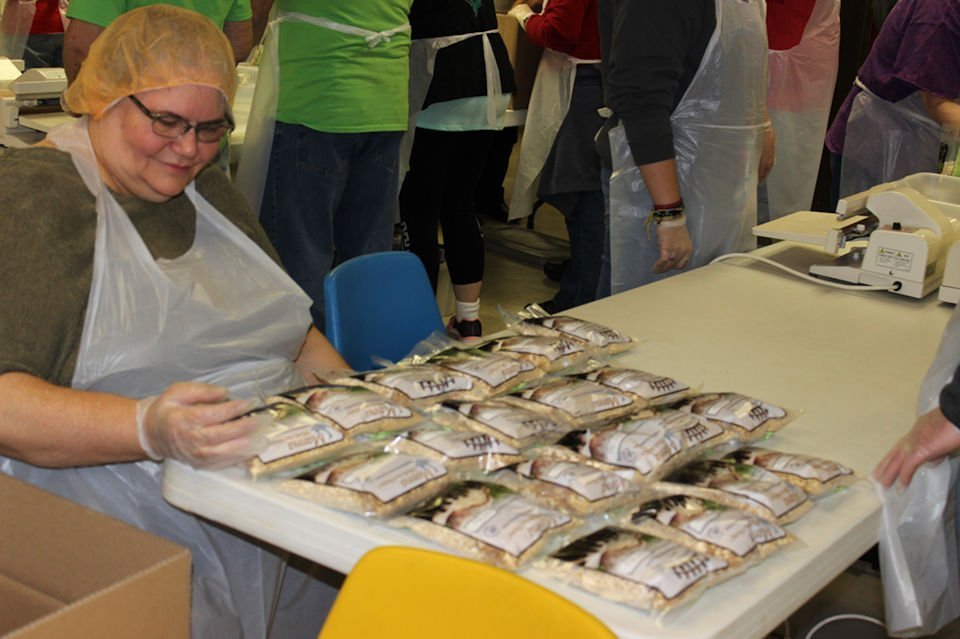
[825, 0, 960, 155]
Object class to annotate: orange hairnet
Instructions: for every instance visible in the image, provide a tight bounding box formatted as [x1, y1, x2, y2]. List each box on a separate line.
[62, 5, 237, 118]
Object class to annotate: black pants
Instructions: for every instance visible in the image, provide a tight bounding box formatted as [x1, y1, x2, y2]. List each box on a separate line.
[399, 128, 495, 290]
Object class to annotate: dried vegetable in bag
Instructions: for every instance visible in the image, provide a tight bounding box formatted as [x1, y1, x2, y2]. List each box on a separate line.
[396, 480, 574, 569]
[385, 427, 524, 472]
[279, 451, 450, 518]
[509, 458, 643, 516]
[681, 393, 796, 442]
[279, 384, 422, 435]
[517, 316, 636, 354]
[658, 459, 812, 525]
[544, 410, 726, 482]
[246, 401, 351, 479]
[539, 527, 738, 612]
[484, 335, 591, 373]
[725, 448, 857, 496]
[429, 400, 572, 449]
[426, 349, 545, 396]
[504, 376, 637, 428]
[335, 365, 480, 406]
[579, 366, 693, 407]
[620, 495, 792, 564]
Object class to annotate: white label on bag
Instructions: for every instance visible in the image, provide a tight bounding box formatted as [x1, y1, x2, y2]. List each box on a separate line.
[521, 381, 631, 417]
[699, 395, 786, 431]
[258, 423, 344, 463]
[601, 537, 727, 600]
[317, 455, 447, 503]
[720, 476, 807, 518]
[302, 389, 413, 430]
[367, 369, 474, 400]
[459, 403, 563, 440]
[441, 354, 535, 387]
[500, 336, 585, 361]
[759, 453, 852, 482]
[453, 494, 571, 557]
[679, 509, 786, 557]
[586, 413, 701, 474]
[410, 430, 519, 458]
[588, 368, 689, 399]
[516, 459, 631, 501]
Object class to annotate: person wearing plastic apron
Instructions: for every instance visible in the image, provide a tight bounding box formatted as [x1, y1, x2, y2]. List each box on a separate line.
[606, 0, 768, 294]
[242, 1, 412, 331]
[0, 115, 343, 638]
[759, 0, 839, 222]
[508, 0, 604, 312]
[399, 0, 513, 340]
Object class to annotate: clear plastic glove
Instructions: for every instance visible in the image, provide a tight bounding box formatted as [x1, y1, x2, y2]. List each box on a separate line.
[652, 222, 693, 273]
[136, 382, 266, 469]
[874, 407, 960, 488]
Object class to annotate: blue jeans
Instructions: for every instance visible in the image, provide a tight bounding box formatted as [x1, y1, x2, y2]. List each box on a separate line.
[545, 190, 605, 311]
[596, 166, 612, 300]
[260, 123, 402, 330]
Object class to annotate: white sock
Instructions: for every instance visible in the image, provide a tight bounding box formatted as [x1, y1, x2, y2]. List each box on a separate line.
[456, 299, 480, 322]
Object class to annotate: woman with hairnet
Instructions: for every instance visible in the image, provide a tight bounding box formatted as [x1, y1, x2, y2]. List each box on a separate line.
[0, 5, 348, 637]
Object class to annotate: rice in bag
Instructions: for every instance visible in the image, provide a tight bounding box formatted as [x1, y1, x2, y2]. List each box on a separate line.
[725, 448, 857, 496]
[517, 316, 636, 354]
[503, 376, 637, 428]
[544, 410, 726, 482]
[539, 527, 737, 612]
[580, 366, 693, 407]
[279, 384, 421, 435]
[396, 480, 575, 569]
[681, 393, 796, 442]
[385, 427, 524, 472]
[509, 458, 643, 516]
[429, 400, 572, 449]
[336, 364, 480, 406]
[658, 459, 812, 525]
[485, 335, 591, 373]
[246, 401, 351, 479]
[279, 451, 450, 518]
[621, 495, 792, 563]
[427, 349, 545, 396]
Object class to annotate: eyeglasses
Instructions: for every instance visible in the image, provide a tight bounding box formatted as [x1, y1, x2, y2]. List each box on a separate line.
[128, 94, 235, 144]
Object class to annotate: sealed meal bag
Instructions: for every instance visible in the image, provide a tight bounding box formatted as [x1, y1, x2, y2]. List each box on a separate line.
[335, 364, 481, 406]
[725, 448, 857, 496]
[484, 335, 591, 373]
[539, 527, 738, 612]
[544, 410, 727, 482]
[620, 495, 792, 564]
[508, 458, 645, 516]
[426, 348, 545, 396]
[384, 427, 524, 472]
[579, 366, 694, 407]
[429, 399, 573, 449]
[517, 315, 636, 354]
[246, 401, 351, 479]
[278, 451, 451, 518]
[503, 376, 638, 428]
[278, 384, 422, 435]
[395, 480, 575, 569]
[681, 393, 797, 442]
[658, 459, 812, 525]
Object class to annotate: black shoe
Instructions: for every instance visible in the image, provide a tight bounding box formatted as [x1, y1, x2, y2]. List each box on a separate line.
[543, 259, 568, 283]
[447, 316, 483, 342]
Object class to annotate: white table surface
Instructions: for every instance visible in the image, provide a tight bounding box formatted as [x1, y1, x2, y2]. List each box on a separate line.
[163, 242, 953, 639]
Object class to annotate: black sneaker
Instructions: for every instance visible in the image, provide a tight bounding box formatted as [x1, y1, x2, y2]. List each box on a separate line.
[447, 316, 483, 342]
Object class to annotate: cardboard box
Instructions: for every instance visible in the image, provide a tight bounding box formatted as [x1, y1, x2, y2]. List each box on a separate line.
[0, 474, 190, 639]
[497, 11, 543, 110]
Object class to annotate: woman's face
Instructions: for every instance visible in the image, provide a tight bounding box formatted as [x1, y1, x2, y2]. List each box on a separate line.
[89, 85, 226, 202]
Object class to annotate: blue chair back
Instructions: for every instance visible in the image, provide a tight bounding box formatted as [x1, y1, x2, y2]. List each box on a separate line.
[324, 251, 444, 370]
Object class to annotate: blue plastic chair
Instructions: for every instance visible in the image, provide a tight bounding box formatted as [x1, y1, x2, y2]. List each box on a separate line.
[324, 251, 444, 370]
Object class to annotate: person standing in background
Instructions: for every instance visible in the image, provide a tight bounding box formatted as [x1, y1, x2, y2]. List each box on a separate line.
[399, 0, 515, 341]
[249, 0, 413, 332]
[759, 0, 839, 222]
[0, 0, 67, 66]
[62, 0, 254, 82]
[508, 0, 605, 314]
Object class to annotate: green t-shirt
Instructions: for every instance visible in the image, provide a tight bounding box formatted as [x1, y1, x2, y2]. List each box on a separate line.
[274, 0, 412, 133]
[66, 0, 252, 28]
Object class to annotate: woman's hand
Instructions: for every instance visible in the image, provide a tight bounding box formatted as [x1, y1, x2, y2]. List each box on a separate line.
[652, 223, 693, 273]
[138, 382, 262, 469]
[874, 407, 960, 488]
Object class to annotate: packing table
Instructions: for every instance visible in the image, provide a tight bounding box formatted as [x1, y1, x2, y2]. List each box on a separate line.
[163, 242, 952, 638]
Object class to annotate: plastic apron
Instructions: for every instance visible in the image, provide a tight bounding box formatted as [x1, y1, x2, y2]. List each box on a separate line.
[607, 0, 767, 294]
[0, 118, 321, 638]
[508, 37, 600, 220]
[761, 0, 839, 220]
[839, 79, 943, 199]
[0, 0, 67, 59]
[402, 28, 503, 174]
[235, 10, 411, 214]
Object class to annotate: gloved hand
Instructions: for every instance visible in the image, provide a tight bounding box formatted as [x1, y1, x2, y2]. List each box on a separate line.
[136, 382, 264, 469]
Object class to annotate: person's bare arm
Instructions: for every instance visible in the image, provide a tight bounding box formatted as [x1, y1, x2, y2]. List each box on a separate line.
[63, 18, 104, 84]
[251, 0, 274, 48]
[920, 92, 960, 129]
[294, 327, 351, 382]
[223, 19, 254, 63]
